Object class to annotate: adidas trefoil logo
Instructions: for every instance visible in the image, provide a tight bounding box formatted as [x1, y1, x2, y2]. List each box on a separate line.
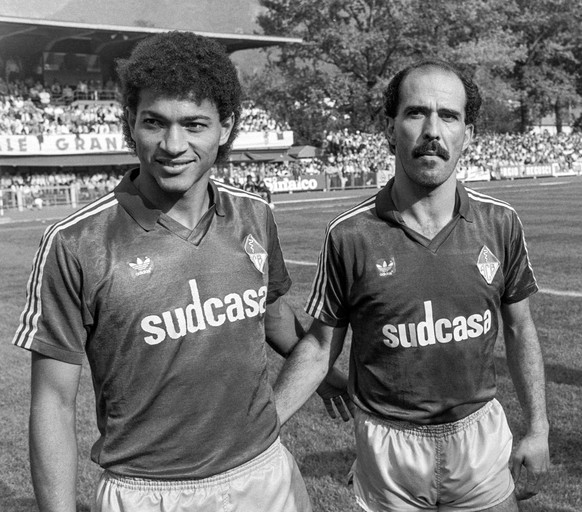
[129, 257, 153, 276]
[376, 257, 395, 277]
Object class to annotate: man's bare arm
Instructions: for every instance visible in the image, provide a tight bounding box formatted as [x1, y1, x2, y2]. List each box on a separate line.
[502, 297, 550, 499]
[265, 298, 352, 421]
[273, 318, 348, 425]
[30, 353, 82, 512]
[264, 297, 307, 357]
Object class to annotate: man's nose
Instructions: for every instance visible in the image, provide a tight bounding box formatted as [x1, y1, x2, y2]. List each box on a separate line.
[160, 125, 187, 154]
[423, 114, 440, 139]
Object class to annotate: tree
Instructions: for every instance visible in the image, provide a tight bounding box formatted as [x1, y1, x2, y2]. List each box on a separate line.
[403, 0, 525, 133]
[251, 0, 527, 142]
[240, 63, 345, 145]
[253, 0, 420, 136]
[509, 0, 582, 132]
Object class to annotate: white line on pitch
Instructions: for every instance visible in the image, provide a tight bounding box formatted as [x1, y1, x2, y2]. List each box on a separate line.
[275, 194, 368, 205]
[539, 288, 582, 298]
[286, 259, 317, 266]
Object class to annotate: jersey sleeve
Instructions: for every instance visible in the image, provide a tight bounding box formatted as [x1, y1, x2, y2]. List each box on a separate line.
[305, 224, 350, 327]
[502, 210, 538, 304]
[11, 227, 89, 364]
[265, 206, 292, 304]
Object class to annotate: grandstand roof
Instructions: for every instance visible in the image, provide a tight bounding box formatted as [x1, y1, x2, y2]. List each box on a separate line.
[0, 15, 302, 57]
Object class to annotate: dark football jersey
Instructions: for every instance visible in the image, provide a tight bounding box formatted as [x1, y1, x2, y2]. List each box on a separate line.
[13, 169, 291, 478]
[306, 179, 537, 424]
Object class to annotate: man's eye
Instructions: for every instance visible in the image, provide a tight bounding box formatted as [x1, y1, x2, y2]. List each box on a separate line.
[441, 112, 458, 121]
[186, 123, 206, 131]
[408, 110, 424, 118]
[143, 118, 162, 127]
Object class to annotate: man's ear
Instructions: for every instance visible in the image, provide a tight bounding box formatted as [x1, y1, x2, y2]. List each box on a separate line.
[386, 117, 396, 146]
[386, 117, 397, 153]
[462, 124, 474, 152]
[219, 113, 235, 146]
[126, 107, 136, 141]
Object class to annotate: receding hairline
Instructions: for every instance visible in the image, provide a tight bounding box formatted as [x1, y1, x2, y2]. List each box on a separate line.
[395, 65, 468, 116]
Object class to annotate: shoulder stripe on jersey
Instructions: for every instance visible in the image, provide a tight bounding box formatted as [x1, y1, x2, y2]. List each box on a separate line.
[215, 181, 288, 275]
[215, 181, 269, 205]
[466, 188, 537, 286]
[12, 194, 118, 350]
[306, 196, 376, 318]
[466, 188, 515, 211]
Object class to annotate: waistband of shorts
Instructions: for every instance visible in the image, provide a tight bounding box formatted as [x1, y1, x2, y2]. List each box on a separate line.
[102, 438, 282, 491]
[358, 399, 499, 438]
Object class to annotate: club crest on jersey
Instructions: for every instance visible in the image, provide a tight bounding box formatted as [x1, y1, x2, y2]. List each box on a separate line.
[244, 234, 267, 274]
[128, 257, 153, 276]
[477, 245, 499, 285]
[376, 258, 395, 277]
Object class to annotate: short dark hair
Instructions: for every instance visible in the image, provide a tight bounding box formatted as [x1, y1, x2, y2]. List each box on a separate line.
[116, 31, 241, 164]
[384, 59, 482, 139]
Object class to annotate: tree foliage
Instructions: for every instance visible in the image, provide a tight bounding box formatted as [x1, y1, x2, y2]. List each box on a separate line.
[511, 0, 582, 131]
[245, 0, 582, 142]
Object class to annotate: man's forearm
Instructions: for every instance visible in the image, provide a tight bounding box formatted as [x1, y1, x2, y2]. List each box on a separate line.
[273, 332, 331, 425]
[501, 299, 550, 497]
[505, 323, 549, 435]
[30, 403, 78, 512]
[264, 298, 306, 358]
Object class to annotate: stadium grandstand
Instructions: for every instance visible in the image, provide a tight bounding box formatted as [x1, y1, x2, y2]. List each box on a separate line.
[1, 14, 581, 215]
[0, 14, 304, 210]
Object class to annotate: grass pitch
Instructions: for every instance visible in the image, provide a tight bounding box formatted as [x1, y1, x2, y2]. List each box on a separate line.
[0, 177, 580, 511]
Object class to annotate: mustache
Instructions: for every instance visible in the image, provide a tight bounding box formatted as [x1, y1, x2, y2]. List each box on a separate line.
[412, 140, 450, 161]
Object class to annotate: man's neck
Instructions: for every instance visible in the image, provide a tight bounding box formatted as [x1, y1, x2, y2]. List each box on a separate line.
[134, 173, 212, 231]
[164, 190, 211, 231]
[391, 176, 458, 240]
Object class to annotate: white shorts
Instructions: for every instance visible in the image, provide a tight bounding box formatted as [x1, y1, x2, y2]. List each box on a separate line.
[351, 399, 514, 512]
[92, 438, 312, 512]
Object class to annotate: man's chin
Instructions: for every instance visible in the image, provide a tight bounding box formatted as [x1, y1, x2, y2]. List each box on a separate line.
[407, 168, 453, 189]
[155, 176, 192, 195]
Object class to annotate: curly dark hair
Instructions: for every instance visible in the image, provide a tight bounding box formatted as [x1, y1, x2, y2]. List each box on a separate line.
[116, 31, 241, 164]
[384, 59, 482, 154]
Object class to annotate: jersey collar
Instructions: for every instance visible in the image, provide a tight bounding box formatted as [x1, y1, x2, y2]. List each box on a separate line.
[209, 179, 225, 217]
[456, 182, 473, 222]
[114, 168, 225, 231]
[375, 178, 473, 223]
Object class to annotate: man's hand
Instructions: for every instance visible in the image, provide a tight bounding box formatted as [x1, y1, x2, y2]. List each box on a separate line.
[511, 432, 550, 500]
[316, 366, 355, 422]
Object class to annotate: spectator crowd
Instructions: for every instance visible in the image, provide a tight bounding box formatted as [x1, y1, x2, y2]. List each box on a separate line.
[0, 78, 289, 136]
[2, 128, 582, 207]
[239, 101, 290, 132]
[323, 128, 582, 173]
[1, 73, 581, 210]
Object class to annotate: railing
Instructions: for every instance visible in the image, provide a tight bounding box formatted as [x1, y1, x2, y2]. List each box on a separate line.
[32, 88, 122, 106]
[0, 183, 113, 215]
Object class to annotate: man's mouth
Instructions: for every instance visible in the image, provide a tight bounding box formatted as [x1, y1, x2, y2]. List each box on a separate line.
[156, 159, 195, 168]
[412, 141, 450, 161]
